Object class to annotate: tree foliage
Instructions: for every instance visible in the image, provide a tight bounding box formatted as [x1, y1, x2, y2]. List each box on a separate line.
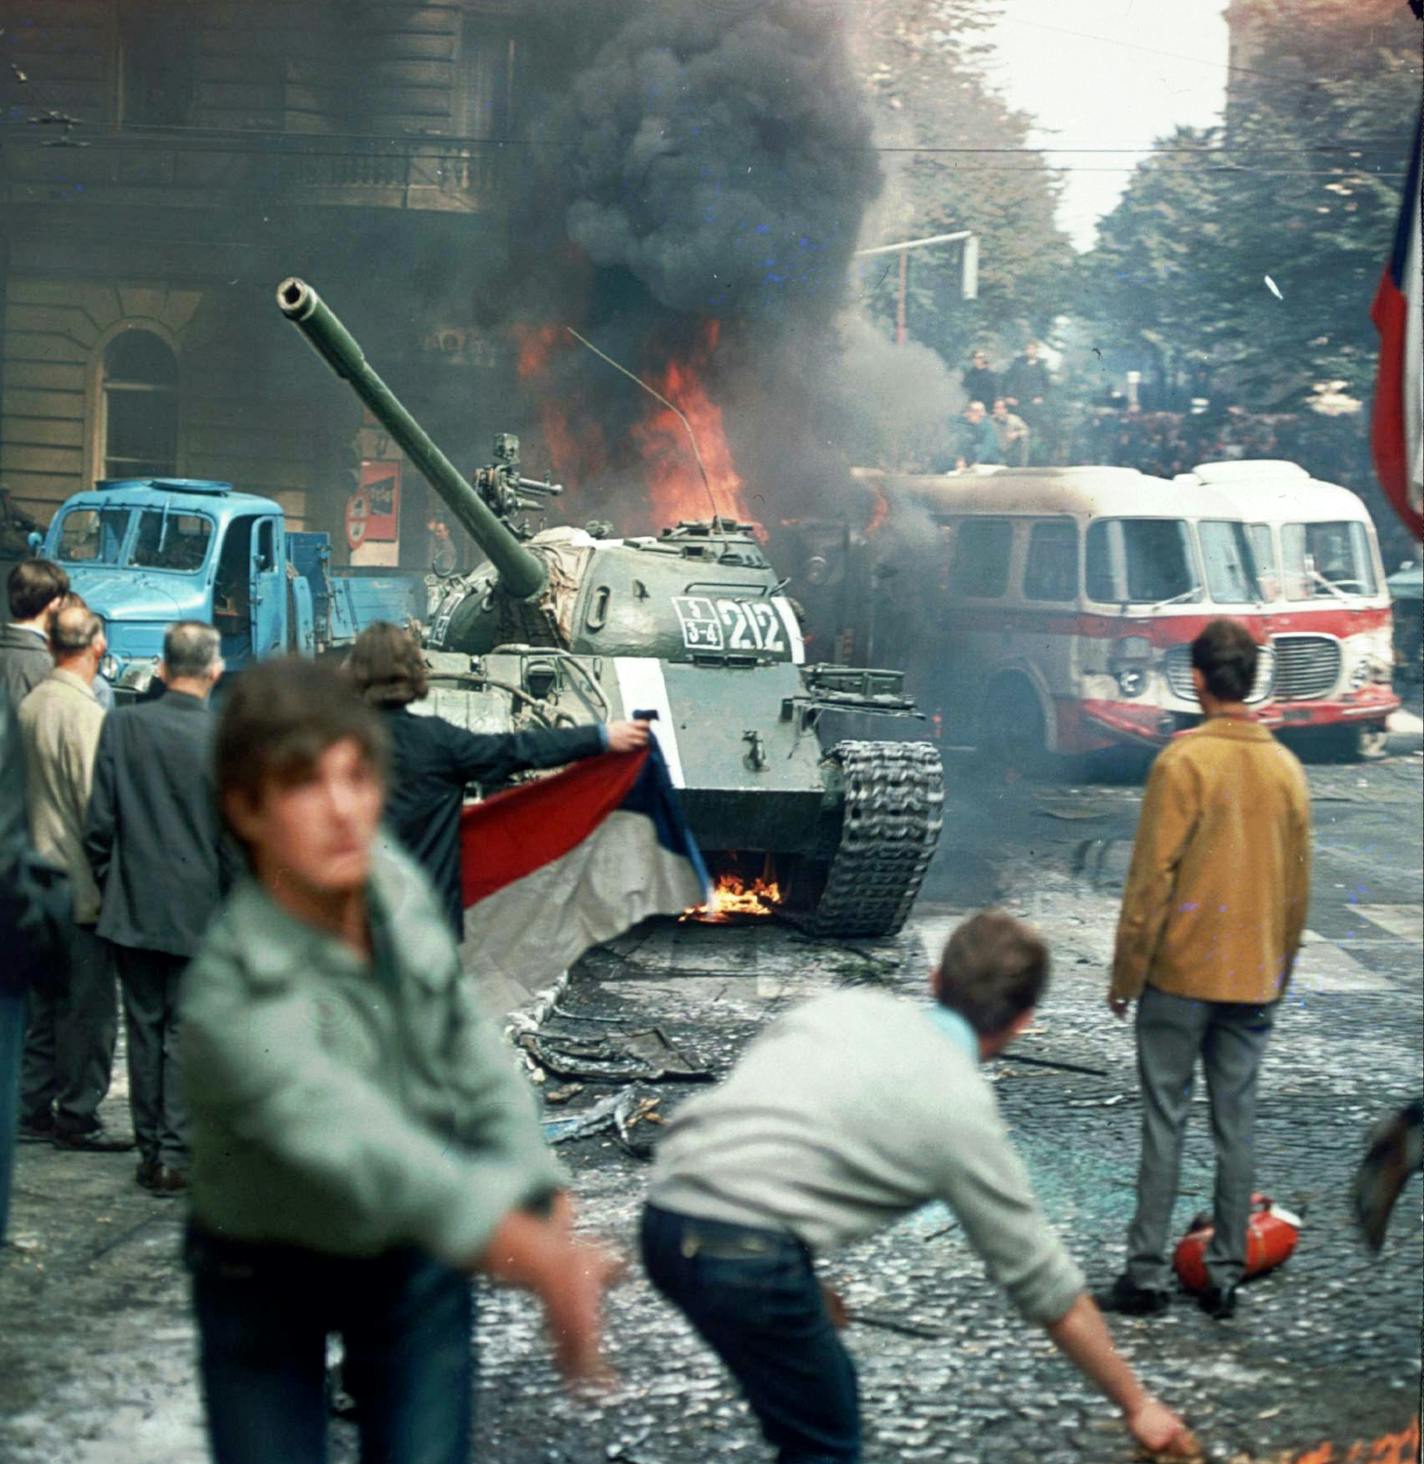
[854, 1, 1074, 374]
[1078, 1, 1420, 411]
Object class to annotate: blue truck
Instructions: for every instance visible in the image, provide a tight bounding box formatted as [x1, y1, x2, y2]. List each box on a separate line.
[39, 477, 427, 698]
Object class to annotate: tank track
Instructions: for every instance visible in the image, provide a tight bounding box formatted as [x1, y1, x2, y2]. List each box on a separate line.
[810, 740, 945, 939]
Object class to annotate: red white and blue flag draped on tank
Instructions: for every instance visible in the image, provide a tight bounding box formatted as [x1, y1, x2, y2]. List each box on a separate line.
[1370, 107, 1423, 542]
[460, 741, 710, 992]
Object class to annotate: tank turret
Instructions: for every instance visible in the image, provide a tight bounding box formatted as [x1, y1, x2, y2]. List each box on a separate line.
[276, 277, 548, 602]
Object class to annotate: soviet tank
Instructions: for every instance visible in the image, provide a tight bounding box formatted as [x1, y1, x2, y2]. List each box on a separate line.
[277, 278, 942, 936]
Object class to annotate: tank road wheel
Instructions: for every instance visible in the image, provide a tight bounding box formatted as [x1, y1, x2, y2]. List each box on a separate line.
[979, 677, 1049, 772]
[809, 741, 945, 939]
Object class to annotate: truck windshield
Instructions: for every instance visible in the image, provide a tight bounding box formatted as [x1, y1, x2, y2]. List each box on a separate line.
[55, 507, 131, 564]
[130, 509, 213, 572]
[1197, 520, 1261, 603]
[1085, 518, 1199, 605]
[1280, 521, 1377, 600]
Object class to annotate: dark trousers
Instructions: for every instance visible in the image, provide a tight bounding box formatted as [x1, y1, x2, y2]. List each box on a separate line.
[187, 1226, 474, 1464]
[641, 1205, 860, 1464]
[0, 989, 24, 1240]
[1126, 985, 1276, 1293]
[20, 922, 117, 1134]
[114, 945, 189, 1168]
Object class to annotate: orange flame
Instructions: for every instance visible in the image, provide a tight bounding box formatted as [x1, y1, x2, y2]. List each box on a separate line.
[682, 874, 782, 923]
[631, 321, 760, 534]
[1238, 1417, 1421, 1464]
[511, 322, 608, 492]
[865, 485, 890, 539]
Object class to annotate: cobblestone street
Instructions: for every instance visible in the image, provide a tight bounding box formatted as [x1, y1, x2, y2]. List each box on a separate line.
[2, 738, 1420, 1464]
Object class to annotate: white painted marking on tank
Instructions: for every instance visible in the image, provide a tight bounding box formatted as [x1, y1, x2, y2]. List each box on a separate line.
[772, 596, 805, 665]
[613, 658, 685, 787]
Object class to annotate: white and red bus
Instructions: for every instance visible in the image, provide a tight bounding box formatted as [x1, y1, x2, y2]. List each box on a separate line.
[885, 466, 1284, 760]
[1174, 461, 1398, 758]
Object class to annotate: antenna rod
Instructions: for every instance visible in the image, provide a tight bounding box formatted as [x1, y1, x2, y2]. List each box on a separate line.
[565, 325, 722, 524]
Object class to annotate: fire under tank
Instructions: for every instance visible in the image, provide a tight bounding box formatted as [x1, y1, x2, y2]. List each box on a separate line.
[278, 278, 943, 936]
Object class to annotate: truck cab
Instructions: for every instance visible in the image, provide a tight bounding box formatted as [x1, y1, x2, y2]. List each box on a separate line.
[44, 478, 293, 695]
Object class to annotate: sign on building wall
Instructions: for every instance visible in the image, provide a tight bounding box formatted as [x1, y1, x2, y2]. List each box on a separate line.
[348, 460, 402, 565]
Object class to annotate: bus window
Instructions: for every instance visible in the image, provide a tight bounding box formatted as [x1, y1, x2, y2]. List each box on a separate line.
[131, 509, 213, 572]
[948, 519, 1012, 598]
[55, 507, 131, 564]
[1247, 524, 1278, 600]
[1086, 519, 1200, 605]
[1198, 520, 1260, 603]
[1023, 520, 1078, 602]
[1282, 521, 1377, 599]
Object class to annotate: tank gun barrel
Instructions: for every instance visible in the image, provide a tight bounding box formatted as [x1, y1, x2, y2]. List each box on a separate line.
[276, 277, 547, 601]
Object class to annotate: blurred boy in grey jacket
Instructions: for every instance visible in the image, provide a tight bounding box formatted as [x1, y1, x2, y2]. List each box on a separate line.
[643, 912, 1196, 1463]
[182, 659, 618, 1464]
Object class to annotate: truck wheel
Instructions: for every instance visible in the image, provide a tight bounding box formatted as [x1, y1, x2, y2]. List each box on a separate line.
[1353, 722, 1390, 761]
[980, 679, 1049, 772]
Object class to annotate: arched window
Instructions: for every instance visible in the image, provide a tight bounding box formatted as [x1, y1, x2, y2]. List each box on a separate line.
[99, 330, 178, 481]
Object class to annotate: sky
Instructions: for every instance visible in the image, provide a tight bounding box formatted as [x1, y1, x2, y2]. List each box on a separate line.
[986, 0, 1232, 251]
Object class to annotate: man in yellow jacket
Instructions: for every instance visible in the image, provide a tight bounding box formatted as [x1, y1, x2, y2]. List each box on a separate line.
[1098, 619, 1310, 1323]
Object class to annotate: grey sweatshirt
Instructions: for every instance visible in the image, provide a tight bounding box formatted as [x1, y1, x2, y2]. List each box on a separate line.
[648, 988, 1085, 1325]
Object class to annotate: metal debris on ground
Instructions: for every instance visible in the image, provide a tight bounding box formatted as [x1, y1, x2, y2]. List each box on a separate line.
[542, 1083, 585, 1106]
[539, 1085, 662, 1158]
[517, 1027, 712, 1083]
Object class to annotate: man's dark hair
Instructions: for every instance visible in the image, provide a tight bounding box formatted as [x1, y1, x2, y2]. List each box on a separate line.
[216, 659, 390, 824]
[163, 621, 221, 680]
[936, 910, 1049, 1037]
[346, 621, 428, 707]
[1190, 618, 1259, 703]
[49, 603, 103, 656]
[8, 559, 69, 621]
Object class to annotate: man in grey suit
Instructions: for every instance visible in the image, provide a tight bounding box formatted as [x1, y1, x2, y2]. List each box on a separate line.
[1, 560, 69, 709]
[85, 622, 229, 1195]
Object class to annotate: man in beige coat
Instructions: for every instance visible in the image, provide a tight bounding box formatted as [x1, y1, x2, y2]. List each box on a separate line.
[16, 603, 128, 1151]
[1099, 618, 1310, 1322]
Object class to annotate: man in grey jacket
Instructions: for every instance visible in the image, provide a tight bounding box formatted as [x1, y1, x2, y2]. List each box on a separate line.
[0, 559, 68, 709]
[16, 603, 128, 1151]
[642, 912, 1195, 1462]
[182, 658, 618, 1464]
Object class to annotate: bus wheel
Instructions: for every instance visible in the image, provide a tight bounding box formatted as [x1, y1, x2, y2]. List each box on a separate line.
[1352, 722, 1390, 761]
[1319, 721, 1390, 761]
[981, 679, 1048, 772]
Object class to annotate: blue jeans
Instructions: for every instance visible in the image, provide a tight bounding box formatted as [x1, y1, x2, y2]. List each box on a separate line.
[641, 1204, 860, 1463]
[186, 1226, 473, 1464]
[0, 990, 25, 1243]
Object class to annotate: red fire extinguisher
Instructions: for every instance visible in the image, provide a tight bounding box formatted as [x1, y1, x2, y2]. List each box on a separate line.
[1173, 1193, 1302, 1292]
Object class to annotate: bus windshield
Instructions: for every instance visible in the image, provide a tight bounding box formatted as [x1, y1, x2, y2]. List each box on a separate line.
[1086, 518, 1200, 605]
[55, 507, 131, 564]
[1280, 521, 1377, 600]
[1198, 520, 1262, 604]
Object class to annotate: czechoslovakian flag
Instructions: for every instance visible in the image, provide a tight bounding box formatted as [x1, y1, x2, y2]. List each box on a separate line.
[459, 742, 710, 991]
[1370, 108, 1423, 541]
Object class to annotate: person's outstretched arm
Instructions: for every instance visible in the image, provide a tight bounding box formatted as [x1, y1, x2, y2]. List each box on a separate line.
[1045, 1293, 1198, 1455]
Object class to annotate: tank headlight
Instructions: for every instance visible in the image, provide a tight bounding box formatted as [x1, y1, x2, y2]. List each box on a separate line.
[1117, 668, 1147, 698]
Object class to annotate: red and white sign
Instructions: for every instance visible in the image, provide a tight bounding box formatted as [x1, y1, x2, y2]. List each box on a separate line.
[344, 490, 369, 551]
[360, 460, 401, 543]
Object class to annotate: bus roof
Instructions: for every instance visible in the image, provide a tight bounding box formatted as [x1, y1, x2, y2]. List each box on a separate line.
[1175, 461, 1371, 524]
[852, 465, 1247, 520]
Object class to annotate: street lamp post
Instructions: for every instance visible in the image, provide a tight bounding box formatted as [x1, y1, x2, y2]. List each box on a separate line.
[853, 230, 980, 346]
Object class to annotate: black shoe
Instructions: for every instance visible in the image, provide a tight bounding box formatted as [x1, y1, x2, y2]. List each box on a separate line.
[17, 1115, 56, 1144]
[136, 1163, 187, 1197]
[1095, 1275, 1171, 1317]
[1197, 1283, 1238, 1320]
[52, 1124, 136, 1153]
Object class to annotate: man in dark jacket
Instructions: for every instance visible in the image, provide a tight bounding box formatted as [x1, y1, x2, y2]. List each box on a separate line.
[1003, 341, 1053, 429]
[347, 622, 650, 937]
[1, 560, 69, 709]
[961, 350, 998, 412]
[84, 621, 231, 1196]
